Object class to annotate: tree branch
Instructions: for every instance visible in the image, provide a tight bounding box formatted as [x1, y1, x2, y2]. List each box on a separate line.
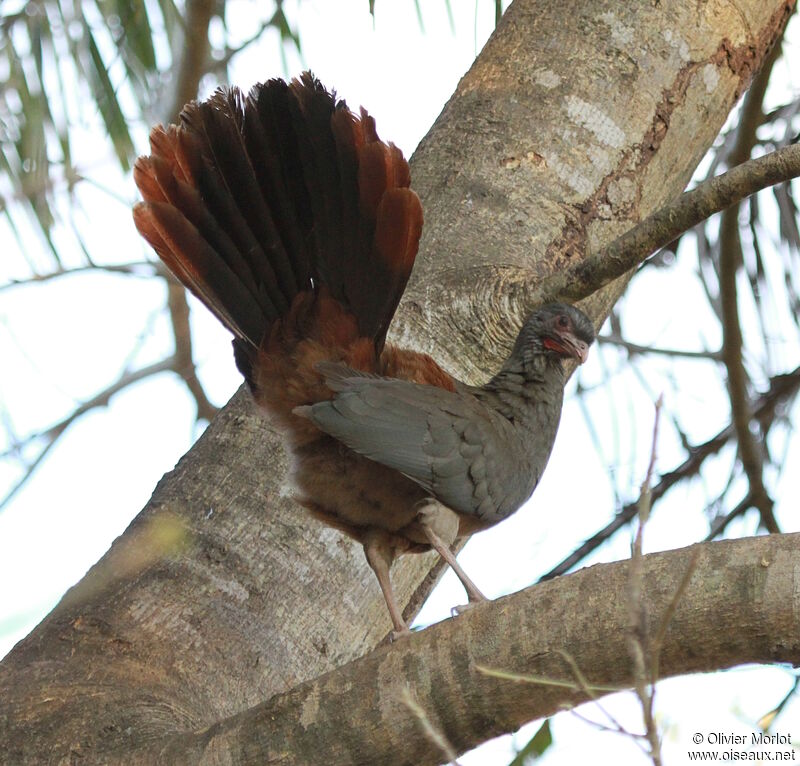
[718, 206, 778, 531]
[716, 42, 782, 534]
[532, 143, 800, 308]
[165, 0, 215, 124]
[540, 366, 800, 580]
[627, 399, 664, 766]
[131, 533, 800, 766]
[166, 279, 219, 422]
[0, 262, 166, 292]
[0, 358, 176, 510]
[704, 491, 754, 540]
[596, 334, 723, 361]
[159, 0, 220, 425]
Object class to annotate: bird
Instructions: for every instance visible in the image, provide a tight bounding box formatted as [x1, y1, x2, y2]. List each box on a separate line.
[132, 72, 595, 637]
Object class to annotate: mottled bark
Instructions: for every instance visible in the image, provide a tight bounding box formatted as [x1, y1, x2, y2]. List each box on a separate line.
[0, 0, 794, 763]
[109, 534, 800, 765]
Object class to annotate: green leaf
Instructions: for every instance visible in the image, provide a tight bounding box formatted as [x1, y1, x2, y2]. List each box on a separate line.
[413, 0, 424, 33]
[508, 720, 553, 766]
[108, 0, 157, 73]
[83, 20, 135, 172]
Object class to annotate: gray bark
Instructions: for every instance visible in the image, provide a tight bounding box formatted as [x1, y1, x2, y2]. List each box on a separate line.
[148, 532, 800, 766]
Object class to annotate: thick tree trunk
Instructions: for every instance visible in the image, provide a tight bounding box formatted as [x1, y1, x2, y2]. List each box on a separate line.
[0, 0, 793, 762]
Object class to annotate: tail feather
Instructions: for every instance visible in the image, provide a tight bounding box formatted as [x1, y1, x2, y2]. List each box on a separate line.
[370, 188, 424, 342]
[133, 71, 423, 370]
[132, 201, 266, 343]
[134, 151, 280, 330]
[181, 100, 292, 319]
[288, 74, 346, 298]
[330, 107, 366, 315]
[244, 80, 313, 289]
[198, 91, 299, 303]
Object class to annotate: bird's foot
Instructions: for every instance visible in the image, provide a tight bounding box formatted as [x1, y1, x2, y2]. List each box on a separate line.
[450, 595, 487, 619]
[389, 627, 413, 642]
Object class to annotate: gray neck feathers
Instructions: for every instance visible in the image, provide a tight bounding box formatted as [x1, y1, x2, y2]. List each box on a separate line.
[478, 349, 566, 428]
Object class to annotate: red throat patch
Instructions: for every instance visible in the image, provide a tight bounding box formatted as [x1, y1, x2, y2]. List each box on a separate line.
[543, 337, 567, 355]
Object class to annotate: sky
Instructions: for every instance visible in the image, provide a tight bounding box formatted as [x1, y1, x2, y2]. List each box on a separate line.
[1, 2, 799, 764]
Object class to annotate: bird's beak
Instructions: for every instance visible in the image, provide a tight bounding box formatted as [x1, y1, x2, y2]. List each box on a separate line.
[567, 335, 590, 365]
[546, 333, 590, 364]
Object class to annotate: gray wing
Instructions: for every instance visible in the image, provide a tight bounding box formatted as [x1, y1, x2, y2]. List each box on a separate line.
[293, 363, 529, 521]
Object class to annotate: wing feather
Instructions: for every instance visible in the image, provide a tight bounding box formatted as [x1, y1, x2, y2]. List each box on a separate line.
[294, 364, 527, 519]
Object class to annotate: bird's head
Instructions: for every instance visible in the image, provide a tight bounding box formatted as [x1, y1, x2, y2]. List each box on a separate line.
[513, 303, 595, 369]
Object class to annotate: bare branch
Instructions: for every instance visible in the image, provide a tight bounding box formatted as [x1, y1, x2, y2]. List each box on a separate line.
[1, 358, 176, 511]
[757, 676, 800, 730]
[650, 547, 700, 681]
[727, 38, 782, 169]
[712, 40, 781, 534]
[400, 688, 463, 766]
[474, 663, 623, 694]
[627, 398, 663, 766]
[210, 19, 279, 72]
[597, 334, 723, 361]
[166, 279, 219, 423]
[704, 492, 754, 540]
[568, 708, 643, 742]
[154, 0, 220, 425]
[534, 144, 800, 307]
[164, 0, 215, 124]
[0, 262, 166, 292]
[719, 204, 778, 532]
[540, 366, 800, 581]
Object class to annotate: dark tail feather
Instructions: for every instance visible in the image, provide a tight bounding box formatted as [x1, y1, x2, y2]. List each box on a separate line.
[286, 75, 423, 348]
[243, 79, 313, 290]
[132, 200, 266, 344]
[133, 72, 423, 374]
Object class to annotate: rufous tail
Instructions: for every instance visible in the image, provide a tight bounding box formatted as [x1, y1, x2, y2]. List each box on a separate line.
[132, 72, 423, 385]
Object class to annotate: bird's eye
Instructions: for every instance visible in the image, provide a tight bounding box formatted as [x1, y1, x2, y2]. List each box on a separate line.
[557, 315, 569, 329]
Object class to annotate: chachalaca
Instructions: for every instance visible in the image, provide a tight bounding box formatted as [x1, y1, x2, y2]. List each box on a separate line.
[133, 72, 595, 636]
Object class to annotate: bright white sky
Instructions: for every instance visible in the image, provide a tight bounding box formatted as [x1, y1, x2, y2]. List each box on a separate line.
[1, 2, 798, 764]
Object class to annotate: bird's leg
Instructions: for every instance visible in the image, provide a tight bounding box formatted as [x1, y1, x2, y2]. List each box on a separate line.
[362, 530, 410, 639]
[423, 527, 488, 604]
[415, 502, 487, 605]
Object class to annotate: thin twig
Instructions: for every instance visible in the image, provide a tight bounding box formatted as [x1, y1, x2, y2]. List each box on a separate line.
[727, 40, 782, 169]
[476, 658, 632, 744]
[555, 650, 638, 741]
[1, 358, 176, 511]
[164, 0, 214, 124]
[474, 664, 623, 694]
[539, 366, 800, 581]
[718, 205, 777, 532]
[211, 19, 277, 71]
[400, 687, 463, 766]
[627, 397, 663, 766]
[758, 676, 800, 730]
[0, 261, 165, 292]
[568, 708, 646, 743]
[704, 492, 754, 540]
[166, 279, 219, 422]
[649, 547, 700, 684]
[717, 93, 780, 533]
[597, 334, 723, 361]
[157, 0, 221, 427]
